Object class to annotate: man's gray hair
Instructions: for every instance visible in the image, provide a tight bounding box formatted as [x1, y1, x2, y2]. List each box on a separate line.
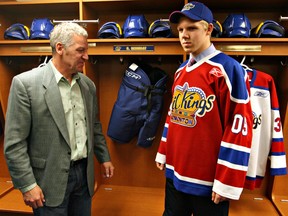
[49, 22, 88, 53]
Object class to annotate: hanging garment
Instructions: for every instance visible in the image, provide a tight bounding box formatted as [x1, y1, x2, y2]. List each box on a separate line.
[245, 69, 287, 190]
[107, 62, 168, 147]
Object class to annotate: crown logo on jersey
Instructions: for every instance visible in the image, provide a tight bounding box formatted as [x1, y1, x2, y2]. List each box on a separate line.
[182, 3, 195, 12]
[171, 82, 215, 127]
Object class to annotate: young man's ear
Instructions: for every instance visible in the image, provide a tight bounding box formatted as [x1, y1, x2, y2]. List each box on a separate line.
[207, 23, 214, 35]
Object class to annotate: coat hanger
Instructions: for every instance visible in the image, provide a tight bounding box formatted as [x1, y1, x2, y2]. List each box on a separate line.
[38, 56, 49, 68]
[240, 56, 253, 72]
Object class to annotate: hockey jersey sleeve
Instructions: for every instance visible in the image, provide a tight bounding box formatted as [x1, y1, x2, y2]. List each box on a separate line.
[155, 66, 185, 165]
[212, 60, 253, 200]
[155, 115, 169, 164]
[267, 74, 287, 175]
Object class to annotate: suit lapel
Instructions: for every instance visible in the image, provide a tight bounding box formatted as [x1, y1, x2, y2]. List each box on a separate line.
[42, 63, 70, 146]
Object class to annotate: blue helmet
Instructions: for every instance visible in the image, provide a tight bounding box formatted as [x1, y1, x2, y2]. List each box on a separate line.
[98, 22, 122, 38]
[251, 20, 285, 38]
[222, 13, 251, 38]
[30, 18, 54, 39]
[4, 23, 30, 40]
[212, 19, 223, 38]
[123, 15, 149, 38]
[148, 19, 173, 38]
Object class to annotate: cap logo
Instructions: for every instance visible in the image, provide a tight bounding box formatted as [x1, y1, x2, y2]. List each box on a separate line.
[181, 3, 195, 12]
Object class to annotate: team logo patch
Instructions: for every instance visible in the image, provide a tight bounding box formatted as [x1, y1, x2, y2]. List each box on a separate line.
[182, 3, 195, 11]
[209, 67, 223, 77]
[171, 82, 215, 127]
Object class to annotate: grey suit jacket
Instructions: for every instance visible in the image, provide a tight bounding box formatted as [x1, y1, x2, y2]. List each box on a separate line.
[4, 61, 111, 206]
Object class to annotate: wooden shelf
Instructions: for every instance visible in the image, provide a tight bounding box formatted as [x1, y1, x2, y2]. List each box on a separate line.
[1, 38, 288, 56]
[0, 0, 80, 5]
[204, 0, 287, 11]
[213, 38, 288, 56]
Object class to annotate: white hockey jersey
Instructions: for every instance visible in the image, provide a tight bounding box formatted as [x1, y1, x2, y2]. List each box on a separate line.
[245, 69, 287, 190]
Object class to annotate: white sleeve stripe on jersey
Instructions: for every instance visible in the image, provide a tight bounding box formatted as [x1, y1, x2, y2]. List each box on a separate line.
[221, 141, 251, 153]
[161, 137, 167, 142]
[155, 152, 166, 164]
[270, 155, 287, 168]
[217, 159, 248, 171]
[213, 179, 243, 200]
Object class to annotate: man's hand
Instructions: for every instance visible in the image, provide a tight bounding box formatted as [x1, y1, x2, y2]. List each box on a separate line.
[102, 161, 115, 178]
[23, 185, 45, 209]
[156, 162, 165, 170]
[212, 191, 228, 204]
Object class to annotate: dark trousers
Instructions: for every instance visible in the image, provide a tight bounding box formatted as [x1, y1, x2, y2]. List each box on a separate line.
[33, 159, 91, 216]
[163, 178, 229, 216]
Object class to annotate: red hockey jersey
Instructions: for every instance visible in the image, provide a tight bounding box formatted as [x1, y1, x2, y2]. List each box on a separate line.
[156, 50, 253, 200]
[245, 69, 287, 190]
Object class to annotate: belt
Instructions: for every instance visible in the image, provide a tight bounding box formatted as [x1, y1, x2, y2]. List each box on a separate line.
[70, 158, 87, 167]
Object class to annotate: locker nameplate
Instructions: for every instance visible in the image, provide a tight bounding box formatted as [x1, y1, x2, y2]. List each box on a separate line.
[219, 45, 262, 52]
[21, 46, 52, 53]
[113, 45, 154, 52]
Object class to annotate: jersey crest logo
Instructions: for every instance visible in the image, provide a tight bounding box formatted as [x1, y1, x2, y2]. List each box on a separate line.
[252, 111, 262, 129]
[209, 67, 223, 77]
[171, 82, 215, 127]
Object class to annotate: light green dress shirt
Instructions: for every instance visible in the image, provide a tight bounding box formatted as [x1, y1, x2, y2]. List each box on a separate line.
[51, 62, 88, 161]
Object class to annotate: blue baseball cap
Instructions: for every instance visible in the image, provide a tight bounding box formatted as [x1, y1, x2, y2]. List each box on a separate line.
[169, 1, 213, 24]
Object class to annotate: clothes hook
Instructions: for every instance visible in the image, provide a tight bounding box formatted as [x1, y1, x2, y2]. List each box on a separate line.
[280, 56, 288, 66]
[119, 56, 124, 64]
[38, 56, 49, 68]
[5, 57, 12, 65]
[89, 57, 97, 65]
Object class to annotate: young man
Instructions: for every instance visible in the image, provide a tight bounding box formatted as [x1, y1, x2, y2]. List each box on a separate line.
[155, 2, 253, 216]
[4, 22, 114, 216]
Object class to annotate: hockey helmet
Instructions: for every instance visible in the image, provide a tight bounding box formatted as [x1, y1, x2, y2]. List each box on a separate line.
[212, 19, 223, 38]
[148, 19, 173, 38]
[98, 22, 122, 38]
[4, 23, 30, 40]
[251, 20, 285, 38]
[30, 18, 54, 39]
[222, 13, 251, 37]
[123, 15, 149, 38]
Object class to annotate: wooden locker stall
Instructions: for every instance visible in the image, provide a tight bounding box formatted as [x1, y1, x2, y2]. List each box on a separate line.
[0, 0, 287, 215]
[272, 104, 288, 216]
